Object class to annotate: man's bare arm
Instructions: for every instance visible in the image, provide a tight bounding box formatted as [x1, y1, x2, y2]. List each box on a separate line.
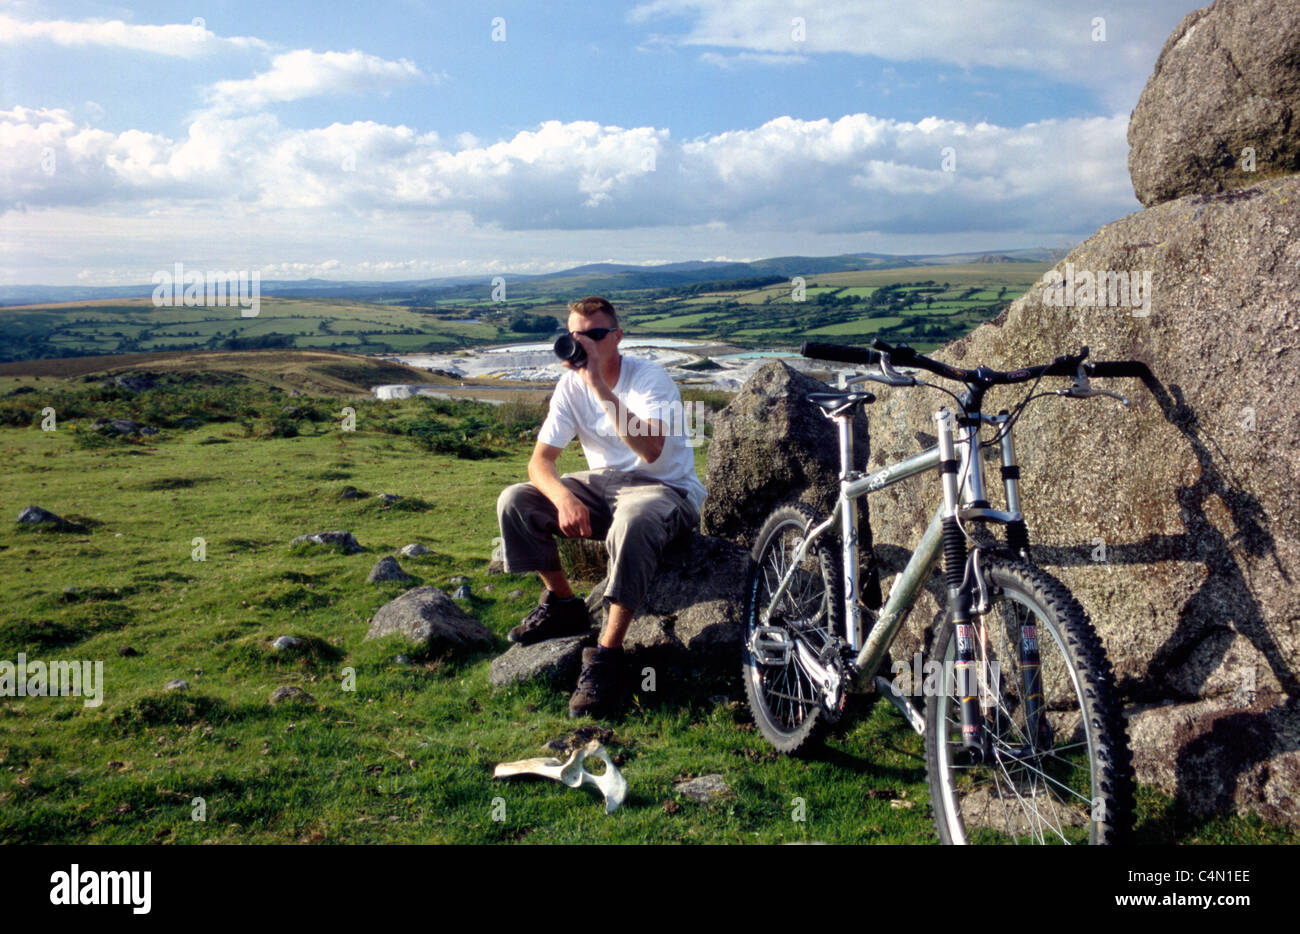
[562, 346, 666, 464]
[591, 389, 666, 464]
[617, 410, 666, 465]
[528, 440, 592, 536]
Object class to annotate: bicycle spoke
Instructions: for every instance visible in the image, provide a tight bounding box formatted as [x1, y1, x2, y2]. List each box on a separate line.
[930, 573, 1106, 845]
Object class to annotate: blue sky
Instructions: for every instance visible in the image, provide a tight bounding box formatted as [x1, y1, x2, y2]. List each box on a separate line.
[1, 0, 1202, 285]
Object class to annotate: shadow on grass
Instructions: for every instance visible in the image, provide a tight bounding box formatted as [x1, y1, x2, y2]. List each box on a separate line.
[213, 633, 345, 674]
[15, 514, 102, 534]
[0, 602, 134, 654]
[102, 690, 334, 737]
[108, 691, 236, 732]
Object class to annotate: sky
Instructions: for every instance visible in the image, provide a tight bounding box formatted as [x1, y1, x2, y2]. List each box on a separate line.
[0, 0, 1203, 286]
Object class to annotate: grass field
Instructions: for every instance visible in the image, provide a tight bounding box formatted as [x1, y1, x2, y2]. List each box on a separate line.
[0, 358, 1293, 844]
[0, 297, 502, 363]
[602, 264, 1047, 351]
[0, 348, 439, 397]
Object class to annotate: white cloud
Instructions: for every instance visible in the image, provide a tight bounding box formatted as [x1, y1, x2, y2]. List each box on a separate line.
[0, 106, 279, 208]
[629, 0, 1198, 109]
[0, 14, 269, 56]
[1, 107, 1136, 243]
[699, 51, 808, 69]
[208, 49, 426, 111]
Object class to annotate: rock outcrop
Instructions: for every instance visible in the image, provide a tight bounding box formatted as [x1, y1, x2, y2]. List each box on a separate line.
[852, 174, 1300, 824]
[17, 505, 70, 528]
[1126, 692, 1299, 827]
[702, 361, 871, 546]
[90, 418, 139, 435]
[1128, 0, 1300, 206]
[365, 586, 493, 651]
[291, 530, 363, 553]
[367, 556, 413, 583]
[584, 532, 751, 669]
[863, 175, 1300, 712]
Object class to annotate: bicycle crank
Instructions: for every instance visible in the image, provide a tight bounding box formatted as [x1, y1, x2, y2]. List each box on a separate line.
[794, 640, 847, 715]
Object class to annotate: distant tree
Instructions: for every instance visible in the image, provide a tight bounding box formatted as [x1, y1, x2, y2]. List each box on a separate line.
[221, 333, 295, 350]
[509, 312, 559, 333]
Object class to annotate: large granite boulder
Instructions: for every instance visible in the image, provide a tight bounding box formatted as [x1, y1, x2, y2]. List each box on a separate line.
[849, 175, 1300, 826]
[689, 0, 1300, 829]
[1126, 691, 1300, 827]
[365, 586, 492, 651]
[865, 176, 1300, 703]
[1128, 0, 1300, 207]
[701, 360, 871, 546]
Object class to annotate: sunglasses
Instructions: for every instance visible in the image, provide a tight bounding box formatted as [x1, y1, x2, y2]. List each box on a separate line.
[569, 327, 619, 341]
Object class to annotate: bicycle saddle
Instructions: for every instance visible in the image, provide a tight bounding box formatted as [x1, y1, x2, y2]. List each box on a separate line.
[806, 391, 876, 412]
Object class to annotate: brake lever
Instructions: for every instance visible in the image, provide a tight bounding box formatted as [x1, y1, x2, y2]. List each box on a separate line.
[877, 352, 917, 387]
[1054, 361, 1129, 406]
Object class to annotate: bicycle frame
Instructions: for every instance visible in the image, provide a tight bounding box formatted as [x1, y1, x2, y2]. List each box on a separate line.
[758, 375, 1029, 741]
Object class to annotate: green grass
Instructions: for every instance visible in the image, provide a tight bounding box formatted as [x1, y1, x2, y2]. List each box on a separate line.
[642, 311, 720, 329]
[0, 297, 505, 362]
[803, 316, 904, 336]
[0, 375, 1291, 844]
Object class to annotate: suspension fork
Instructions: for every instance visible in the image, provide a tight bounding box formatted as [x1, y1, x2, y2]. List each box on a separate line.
[996, 408, 1032, 560]
[1019, 608, 1051, 750]
[936, 409, 987, 760]
[989, 410, 1048, 747]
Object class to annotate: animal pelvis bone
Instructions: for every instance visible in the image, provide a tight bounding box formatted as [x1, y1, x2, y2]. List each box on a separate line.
[493, 740, 627, 814]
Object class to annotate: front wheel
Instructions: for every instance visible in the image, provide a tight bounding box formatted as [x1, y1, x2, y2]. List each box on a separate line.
[924, 556, 1134, 844]
[741, 504, 844, 754]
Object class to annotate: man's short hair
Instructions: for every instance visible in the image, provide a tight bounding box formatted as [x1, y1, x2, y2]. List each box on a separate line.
[568, 295, 619, 329]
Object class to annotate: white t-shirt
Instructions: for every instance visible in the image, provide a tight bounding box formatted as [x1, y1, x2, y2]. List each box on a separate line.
[537, 354, 707, 516]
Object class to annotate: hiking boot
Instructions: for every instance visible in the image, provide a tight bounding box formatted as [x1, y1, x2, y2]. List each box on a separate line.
[507, 590, 593, 645]
[568, 647, 627, 719]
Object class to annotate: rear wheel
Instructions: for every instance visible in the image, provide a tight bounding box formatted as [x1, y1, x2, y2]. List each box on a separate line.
[924, 556, 1134, 844]
[741, 504, 843, 754]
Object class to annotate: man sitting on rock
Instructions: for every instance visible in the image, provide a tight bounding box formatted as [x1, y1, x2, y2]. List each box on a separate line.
[496, 296, 706, 719]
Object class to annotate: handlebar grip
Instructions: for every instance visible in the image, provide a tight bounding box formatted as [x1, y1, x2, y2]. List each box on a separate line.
[1088, 361, 1152, 379]
[800, 341, 883, 366]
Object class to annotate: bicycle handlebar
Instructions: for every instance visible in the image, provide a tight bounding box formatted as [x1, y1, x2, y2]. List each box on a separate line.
[799, 338, 1151, 384]
[1085, 361, 1152, 379]
[800, 341, 884, 367]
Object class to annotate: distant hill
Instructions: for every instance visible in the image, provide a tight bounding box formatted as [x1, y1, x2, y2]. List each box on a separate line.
[0, 248, 1055, 307]
[0, 348, 437, 396]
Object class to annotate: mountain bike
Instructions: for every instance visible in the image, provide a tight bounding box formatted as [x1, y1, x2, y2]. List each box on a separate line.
[740, 337, 1147, 844]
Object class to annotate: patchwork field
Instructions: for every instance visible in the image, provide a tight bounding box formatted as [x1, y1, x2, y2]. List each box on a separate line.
[2, 264, 1049, 363]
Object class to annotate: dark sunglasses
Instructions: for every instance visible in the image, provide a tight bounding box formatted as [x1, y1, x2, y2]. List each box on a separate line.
[570, 327, 619, 341]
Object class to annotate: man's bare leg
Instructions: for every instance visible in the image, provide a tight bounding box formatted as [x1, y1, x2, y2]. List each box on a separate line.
[600, 602, 633, 649]
[540, 568, 631, 650]
[538, 569, 574, 599]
